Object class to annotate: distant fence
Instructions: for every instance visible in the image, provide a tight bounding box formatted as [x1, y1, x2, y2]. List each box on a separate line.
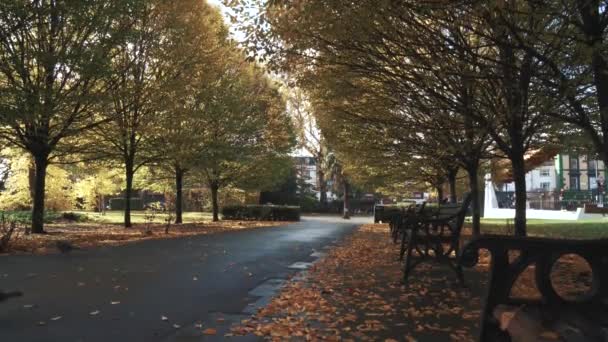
[496, 190, 607, 211]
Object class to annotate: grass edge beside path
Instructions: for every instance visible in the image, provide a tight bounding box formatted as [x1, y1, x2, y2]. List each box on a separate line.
[1, 219, 288, 256]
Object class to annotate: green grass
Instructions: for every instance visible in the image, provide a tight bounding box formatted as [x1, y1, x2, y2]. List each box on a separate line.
[465, 217, 608, 239]
[74, 211, 212, 224]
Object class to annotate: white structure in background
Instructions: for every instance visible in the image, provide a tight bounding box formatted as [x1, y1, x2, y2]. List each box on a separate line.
[500, 161, 557, 191]
[483, 174, 586, 220]
[294, 156, 336, 201]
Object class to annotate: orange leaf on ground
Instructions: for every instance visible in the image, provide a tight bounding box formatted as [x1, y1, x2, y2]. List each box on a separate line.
[202, 328, 217, 335]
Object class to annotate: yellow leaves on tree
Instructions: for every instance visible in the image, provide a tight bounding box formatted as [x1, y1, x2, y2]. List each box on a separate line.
[0, 149, 75, 211]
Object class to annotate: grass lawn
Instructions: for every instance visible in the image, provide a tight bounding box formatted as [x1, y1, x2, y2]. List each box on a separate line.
[465, 217, 608, 239]
[74, 210, 213, 224]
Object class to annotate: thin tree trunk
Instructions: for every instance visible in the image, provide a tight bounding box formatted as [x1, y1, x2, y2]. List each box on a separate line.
[124, 162, 134, 228]
[343, 181, 350, 219]
[466, 164, 481, 236]
[511, 154, 527, 236]
[28, 160, 36, 201]
[447, 168, 458, 204]
[318, 168, 327, 206]
[210, 182, 219, 222]
[175, 167, 184, 224]
[31, 154, 48, 234]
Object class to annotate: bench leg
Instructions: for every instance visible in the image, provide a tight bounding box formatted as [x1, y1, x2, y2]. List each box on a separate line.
[399, 231, 407, 261]
[455, 264, 465, 287]
[402, 233, 416, 283]
[392, 226, 400, 244]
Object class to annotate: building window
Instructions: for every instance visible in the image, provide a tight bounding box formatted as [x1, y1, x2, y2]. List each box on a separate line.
[540, 182, 551, 190]
[540, 169, 550, 177]
[570, 155, 579, 171]
[590, 175, 598, 190]
[570, 175, 580, 190]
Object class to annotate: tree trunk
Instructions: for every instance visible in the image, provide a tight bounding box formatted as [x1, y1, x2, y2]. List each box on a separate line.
[28, 160, 36, 201]
[318, 168, 327, 206]
[210, 182, 219, 222]
[466, 164, 481, 236]
[175, 167, 184, 224]
[511, 154, 527, 237]
[124, 162, 134, 228]
[342, 181, 350, 219]
[31, 154, 48, 234]
[447, 168, 458, 204]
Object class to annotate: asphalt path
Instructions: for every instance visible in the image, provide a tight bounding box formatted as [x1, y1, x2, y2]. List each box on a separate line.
[0, 216, 369, 342]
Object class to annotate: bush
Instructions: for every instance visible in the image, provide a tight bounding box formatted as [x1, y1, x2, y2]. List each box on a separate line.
[0, 211, 62, 224]
[109, 198, 144, 210]
[0, 215, 20, 253]
[60, 212, 88, 222]
[0, 211, 89, 224]
[221, 205, 300, 221]
[298, 195, 321, 213]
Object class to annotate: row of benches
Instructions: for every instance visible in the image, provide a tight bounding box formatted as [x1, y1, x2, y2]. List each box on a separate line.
[386, 196, 608, 342]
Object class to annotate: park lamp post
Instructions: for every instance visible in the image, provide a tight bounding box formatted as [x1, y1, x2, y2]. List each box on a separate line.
[598, 177, 605, 208]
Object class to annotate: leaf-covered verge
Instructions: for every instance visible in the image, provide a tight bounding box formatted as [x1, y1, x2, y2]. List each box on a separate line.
[0, 221, 285, 255]
[231, 224, 593, 341]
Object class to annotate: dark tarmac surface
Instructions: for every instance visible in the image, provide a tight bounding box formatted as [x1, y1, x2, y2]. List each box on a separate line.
[0, 216, 369, 342]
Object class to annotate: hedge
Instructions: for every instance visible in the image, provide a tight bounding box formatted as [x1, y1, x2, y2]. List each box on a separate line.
[221, 205, 300, 221]
[0, 211, 88, 224]
[109, 198, 144, 211]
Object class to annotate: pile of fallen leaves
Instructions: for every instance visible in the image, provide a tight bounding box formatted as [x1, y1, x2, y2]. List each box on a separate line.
[2, 221, 284, 255]
[232, 224, 484, 341]
[233, 224, 596, 341]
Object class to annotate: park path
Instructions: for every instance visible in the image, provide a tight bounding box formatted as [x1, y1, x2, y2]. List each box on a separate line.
[0, 216, 369, 342]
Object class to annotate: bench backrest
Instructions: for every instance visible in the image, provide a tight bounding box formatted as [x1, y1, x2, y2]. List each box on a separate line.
[428, 193, 472, 229]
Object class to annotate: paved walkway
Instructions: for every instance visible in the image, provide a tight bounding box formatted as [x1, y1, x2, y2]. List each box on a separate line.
[0, 216, 369, 342]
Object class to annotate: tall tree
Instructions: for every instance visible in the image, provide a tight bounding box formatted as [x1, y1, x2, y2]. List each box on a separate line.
[0, 0, 137, 233]
[288, 88, 328, 206]
[191, 49, 295, 221]
[494, 1, 608, 177]
[93, 0, 216, 227]
[325, 152, 351, 219]
[155, 2, 227, 224]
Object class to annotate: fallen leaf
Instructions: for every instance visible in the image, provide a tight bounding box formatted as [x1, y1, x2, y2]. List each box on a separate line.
[202, 328, 217, 335]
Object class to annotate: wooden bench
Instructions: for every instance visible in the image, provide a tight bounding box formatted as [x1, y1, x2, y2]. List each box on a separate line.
[460, 236, 608, 341]
[401, 193, 472, 285]
[388, 203, 425, 245]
